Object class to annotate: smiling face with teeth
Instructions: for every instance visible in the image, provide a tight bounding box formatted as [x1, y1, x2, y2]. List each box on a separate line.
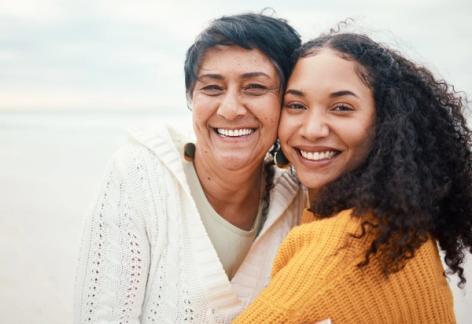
[279, 49, 376, 192]
[191, 45, 281, 171]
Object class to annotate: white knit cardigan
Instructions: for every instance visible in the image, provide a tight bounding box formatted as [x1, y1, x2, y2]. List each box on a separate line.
[74, 125, 305, 324]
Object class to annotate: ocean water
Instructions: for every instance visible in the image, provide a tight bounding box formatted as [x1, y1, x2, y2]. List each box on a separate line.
[0, 111, 191, 324]
[0, 111, 470, 324]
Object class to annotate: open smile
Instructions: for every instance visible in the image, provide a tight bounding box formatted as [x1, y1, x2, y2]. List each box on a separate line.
[295, 147, 342, 165]
[299, 149, 340, 161]
[214, 128, 256, 137]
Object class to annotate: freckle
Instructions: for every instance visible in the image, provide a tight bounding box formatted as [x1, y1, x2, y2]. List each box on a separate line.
[207, 177, 211, 181]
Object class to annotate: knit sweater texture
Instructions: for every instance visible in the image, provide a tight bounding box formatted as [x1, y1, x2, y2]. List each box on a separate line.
[234, 209, 455, 324]
[73, 124, 305, 324]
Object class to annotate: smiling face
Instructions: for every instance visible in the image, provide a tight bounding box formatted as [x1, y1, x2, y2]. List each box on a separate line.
[191, 45, 281, 171]
[279, 49, 376, 191]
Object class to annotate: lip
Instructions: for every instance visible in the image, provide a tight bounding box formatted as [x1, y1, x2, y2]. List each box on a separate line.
[294, 145, 342, 167]
[211, 127, 258, 140]
[296, 145, 340, 152]
[212, 126, 258, 131]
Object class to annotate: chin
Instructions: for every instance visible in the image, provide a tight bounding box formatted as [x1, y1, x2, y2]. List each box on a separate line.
[217, 155, 253, 171]
[298, 174, 332, 191]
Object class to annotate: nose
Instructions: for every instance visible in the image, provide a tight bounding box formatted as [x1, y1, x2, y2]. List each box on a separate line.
[300, 109, 330, 140]
[216, 89, 246, 120]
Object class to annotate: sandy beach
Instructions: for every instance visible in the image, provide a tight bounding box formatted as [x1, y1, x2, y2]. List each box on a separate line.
[0, 111, 470, 323]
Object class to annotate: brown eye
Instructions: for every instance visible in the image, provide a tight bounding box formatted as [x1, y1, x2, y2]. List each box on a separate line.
[243, 83, 269, 96]
[284, 102, 306, 110]
[200, 85, 224, 96]
[331, 104, 353, 112]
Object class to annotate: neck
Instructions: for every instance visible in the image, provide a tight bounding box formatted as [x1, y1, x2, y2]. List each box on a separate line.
[194, 151, 263, 231]
[308, 189, 319, 208]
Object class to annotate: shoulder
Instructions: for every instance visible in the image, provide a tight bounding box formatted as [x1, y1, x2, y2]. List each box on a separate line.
[109, 141, 162, 178]
[110, 123, 191, 175]
[104, 139, 177, 193]
[128, 122, 193, 155]
[295, 209, 364, 240]
[271, 209, 370, 277]
[293, 211, 445, 275]
[404, 239, 446, 278]
[275, 210, 368, 263]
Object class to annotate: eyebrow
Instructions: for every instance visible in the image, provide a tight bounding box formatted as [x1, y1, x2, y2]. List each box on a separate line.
[285, 89, 359, 98]
[197, 71, 271, 82]
[197, 74, 224, 81]
[330, 90, 359, 98]
[285, 89, 305, 97]
[241, 72, 271, 79]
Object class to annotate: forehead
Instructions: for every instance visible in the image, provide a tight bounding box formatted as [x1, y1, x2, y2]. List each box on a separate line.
[197, 45, 278, 77]
[289, 49, 371, 96]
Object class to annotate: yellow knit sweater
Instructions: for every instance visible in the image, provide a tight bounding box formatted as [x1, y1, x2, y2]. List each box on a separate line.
[234, 209, 455, 324]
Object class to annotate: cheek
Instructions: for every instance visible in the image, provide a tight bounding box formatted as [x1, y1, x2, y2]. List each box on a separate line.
[192, 96, 213, 122]
[358, 130, 375, 157]
[192, 103, 212, 138]
[260, 107, 280, 126]
[341, 111, 375, 145]
[350, 127, 371, 144]
[252, 98, 281, 130]
[278, 111, 298, 143]
[345, 124, 375, 165]
[192, 108, 204, 129]
[261, 113, 280, 144]
[267, 113, 281, 134]
[259, 96, 281, 116]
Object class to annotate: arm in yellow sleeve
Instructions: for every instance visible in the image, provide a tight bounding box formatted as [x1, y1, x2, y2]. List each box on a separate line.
[234, 208, 455, 324]
[234, 210, 374, 324]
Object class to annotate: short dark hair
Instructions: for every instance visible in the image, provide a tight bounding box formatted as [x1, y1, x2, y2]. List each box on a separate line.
[301, 33, 472, 287]
[184, 13, 301, 100]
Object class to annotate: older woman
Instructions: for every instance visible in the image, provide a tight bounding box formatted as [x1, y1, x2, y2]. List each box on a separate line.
[74, 13, 304, 324]
[235, 32, 472, 323]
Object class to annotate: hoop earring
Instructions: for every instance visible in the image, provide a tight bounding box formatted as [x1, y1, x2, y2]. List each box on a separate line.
[183, 142, 196, 162]
[274, 149, 290, 168]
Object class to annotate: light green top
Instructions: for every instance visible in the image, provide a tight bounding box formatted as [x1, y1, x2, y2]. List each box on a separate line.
[183, 161, 263, 279]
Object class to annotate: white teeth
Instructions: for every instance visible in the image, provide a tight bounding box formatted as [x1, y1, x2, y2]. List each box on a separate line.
[217, 128, 254, 137]
[300, 150, 337, 161]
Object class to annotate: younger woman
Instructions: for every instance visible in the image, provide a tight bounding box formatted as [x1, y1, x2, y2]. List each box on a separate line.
[235, 32, 472, 323]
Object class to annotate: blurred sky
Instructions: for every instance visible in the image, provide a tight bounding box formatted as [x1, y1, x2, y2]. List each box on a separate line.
[0, 0, 470, 113]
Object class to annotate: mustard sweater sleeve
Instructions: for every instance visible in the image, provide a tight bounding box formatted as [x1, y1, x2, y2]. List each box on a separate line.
[233, 210, 455, 324]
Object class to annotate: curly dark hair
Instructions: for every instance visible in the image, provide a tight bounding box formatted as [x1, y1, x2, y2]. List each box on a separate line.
[299, 33, 472, 287]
